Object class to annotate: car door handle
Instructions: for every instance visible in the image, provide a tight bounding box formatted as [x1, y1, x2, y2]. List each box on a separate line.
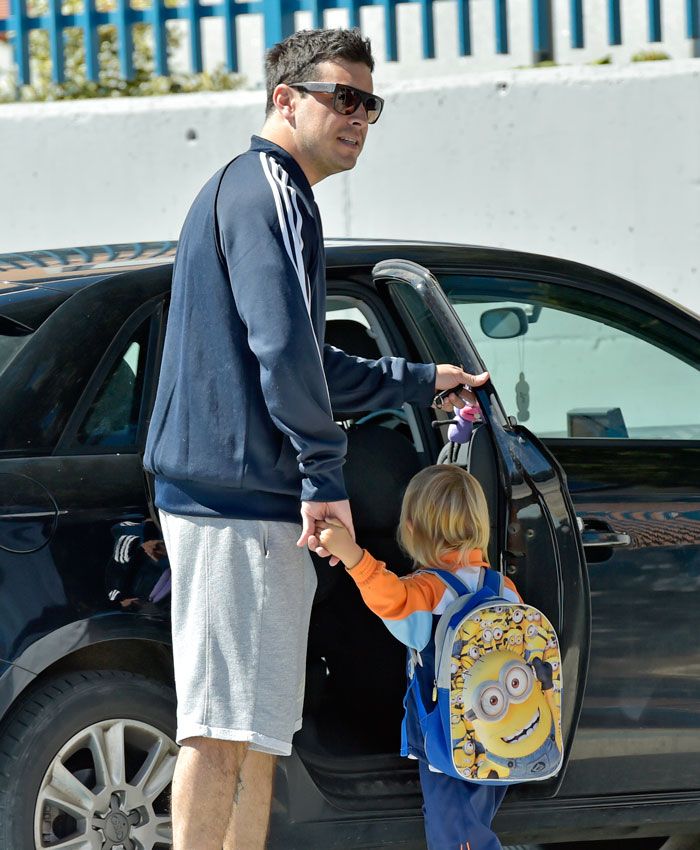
[580, 529, 631, 548]
[576, 516, 631, 548]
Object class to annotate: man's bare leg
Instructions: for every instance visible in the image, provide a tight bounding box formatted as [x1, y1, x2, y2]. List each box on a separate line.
[172, 737, 247, 850]
[223, 749, 276, 850]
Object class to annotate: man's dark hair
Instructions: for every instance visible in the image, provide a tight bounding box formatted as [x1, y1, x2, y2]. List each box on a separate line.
[265, 28, 375, 114]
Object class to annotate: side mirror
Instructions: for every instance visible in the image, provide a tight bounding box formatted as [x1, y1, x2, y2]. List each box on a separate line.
[479, 307, 529, 339]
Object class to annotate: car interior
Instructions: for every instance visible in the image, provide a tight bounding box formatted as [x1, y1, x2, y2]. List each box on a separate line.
[297, 296, 502, 786]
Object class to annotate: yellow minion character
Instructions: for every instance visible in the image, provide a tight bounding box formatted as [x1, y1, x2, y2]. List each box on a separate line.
[505, 627, 525, 657]
[450, 659, 466, 693]
[552, 679, 562, 713]
[483, 610, 508, 630]
[542, 642, 559, 667]
[462, 650, 562, 781]
[458, 619, 481, 644]
[507, 607, 525, 627]
[460, 636, 482, 671]
[524, 623, 548, 662]
[479, 627, 497, 654]
[542, 647, 562, 709]
[492, 625, 507, 651]
[450, 711, 468, 744]
[453, 734, 479, 777]
[451, 691, 466, 717]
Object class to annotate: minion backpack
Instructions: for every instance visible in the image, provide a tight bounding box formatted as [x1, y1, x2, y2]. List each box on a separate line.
[401, 567, 563, 785]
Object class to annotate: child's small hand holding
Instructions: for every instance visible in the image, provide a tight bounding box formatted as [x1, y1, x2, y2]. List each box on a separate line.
[316, 520, 364, 570]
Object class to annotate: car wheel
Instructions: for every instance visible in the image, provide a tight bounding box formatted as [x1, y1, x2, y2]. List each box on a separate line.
[0, 669, 178, 850]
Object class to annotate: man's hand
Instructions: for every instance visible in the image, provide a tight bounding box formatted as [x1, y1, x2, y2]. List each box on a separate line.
[434, 365, 490, 411]
[141, 540, 167, 562]
[297, 499, 355, 566]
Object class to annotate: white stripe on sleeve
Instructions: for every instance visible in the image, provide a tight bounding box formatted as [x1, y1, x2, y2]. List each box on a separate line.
[258, 152, 331, 408]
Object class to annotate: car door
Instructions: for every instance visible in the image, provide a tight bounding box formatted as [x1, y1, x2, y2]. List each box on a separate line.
[440, 265, 700, 797]
[373, 258, 591, 801]
[0, 267, 170, 672]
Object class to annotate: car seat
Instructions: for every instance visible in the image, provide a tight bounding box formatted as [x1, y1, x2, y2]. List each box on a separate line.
[321, 315, 420, 572]
[438, 422, 499, 567]
[302, 319, 424, 755]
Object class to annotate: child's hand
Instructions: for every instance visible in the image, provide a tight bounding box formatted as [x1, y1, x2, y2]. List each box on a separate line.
[316, 520, 364, 570]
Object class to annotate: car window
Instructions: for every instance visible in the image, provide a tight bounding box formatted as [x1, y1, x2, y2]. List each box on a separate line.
[0, 332, 29, 378]
[325, 292, 428, 454]
[74, 319, 150, 448]
[326, 300, 370, 328]
[442, 275, 700, 440]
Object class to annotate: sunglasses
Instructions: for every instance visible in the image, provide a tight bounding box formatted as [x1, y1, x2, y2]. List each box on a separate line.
[289, 82, 384, 124]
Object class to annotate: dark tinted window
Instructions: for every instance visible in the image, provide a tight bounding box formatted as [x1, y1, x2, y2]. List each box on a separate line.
[75, 319, 150, 448]
[0, 311, 35, 377]
[0, 334, 29, 377]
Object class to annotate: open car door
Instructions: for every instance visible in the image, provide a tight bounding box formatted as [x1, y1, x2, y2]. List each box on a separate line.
[374, 258, 591, 799]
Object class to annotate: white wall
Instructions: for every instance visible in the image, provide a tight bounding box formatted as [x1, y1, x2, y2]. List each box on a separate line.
[0, 59, 699, 317]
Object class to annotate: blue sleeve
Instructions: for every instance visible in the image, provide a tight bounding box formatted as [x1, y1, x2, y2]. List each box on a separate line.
[217, 164, 347, 503]
[323, 346, 436, 413]
[382, 611, 435, 651]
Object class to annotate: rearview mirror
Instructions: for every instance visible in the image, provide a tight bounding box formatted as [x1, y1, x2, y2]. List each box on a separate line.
[479, 307, 528, 339]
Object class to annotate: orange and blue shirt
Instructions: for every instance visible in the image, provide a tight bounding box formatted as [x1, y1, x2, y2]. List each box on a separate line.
[347, 548, 521, 652]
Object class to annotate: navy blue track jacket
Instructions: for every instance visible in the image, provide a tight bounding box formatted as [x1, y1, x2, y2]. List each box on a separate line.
[144, 136, 436, 522]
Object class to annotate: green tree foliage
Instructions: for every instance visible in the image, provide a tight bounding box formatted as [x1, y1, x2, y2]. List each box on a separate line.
[631, 49, 670, 62]
[0, 0, 243, 102]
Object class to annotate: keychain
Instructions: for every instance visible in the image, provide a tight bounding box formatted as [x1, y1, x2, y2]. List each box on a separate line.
[515, 371, 530, 422]
[515, 335, 530, 421]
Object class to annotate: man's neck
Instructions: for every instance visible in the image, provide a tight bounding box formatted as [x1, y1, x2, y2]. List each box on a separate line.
[258, 125, 320, 186]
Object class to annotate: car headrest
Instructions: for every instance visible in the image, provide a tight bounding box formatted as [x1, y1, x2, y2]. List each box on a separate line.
[326, 320, 384, 420]
[325, 320, 382, 361]
[344, 424, 422, 530]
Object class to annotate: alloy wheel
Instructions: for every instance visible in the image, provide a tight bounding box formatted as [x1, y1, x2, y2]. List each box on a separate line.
[34, 718, 177, 849]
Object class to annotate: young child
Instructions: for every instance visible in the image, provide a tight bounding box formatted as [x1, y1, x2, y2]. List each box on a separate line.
[317, 464, 522, 850]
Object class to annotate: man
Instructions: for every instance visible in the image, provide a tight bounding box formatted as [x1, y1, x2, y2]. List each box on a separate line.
[144, 27, 487, 850]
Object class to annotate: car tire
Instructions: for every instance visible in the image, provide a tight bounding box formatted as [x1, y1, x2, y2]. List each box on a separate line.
[0, 669, 178, 850]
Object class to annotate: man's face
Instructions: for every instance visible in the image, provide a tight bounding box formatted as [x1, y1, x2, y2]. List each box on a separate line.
[290, 59, 375, 184]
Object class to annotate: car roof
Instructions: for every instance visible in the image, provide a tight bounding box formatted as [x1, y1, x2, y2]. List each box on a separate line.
[0, 239, 697, 324]
[0, 239, 493, 285]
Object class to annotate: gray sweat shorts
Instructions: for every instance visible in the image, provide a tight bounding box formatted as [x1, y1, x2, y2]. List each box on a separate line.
[159, 510, 317, 756]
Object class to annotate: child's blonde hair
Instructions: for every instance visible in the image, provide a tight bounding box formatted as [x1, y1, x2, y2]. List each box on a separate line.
[398, 465, 490, 568]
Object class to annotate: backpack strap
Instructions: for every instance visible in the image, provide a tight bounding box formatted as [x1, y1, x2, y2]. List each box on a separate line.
[479, 566, 505, 596]
[423, 566, 505, 598]
[400, 672, 426, 757]
[421, 568, 471, 597]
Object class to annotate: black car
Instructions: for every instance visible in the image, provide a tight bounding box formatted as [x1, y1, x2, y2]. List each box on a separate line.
[1, 241, 699, 850]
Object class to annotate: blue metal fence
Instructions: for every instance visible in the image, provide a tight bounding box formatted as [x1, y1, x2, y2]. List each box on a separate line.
[1, 0, 699, 88]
